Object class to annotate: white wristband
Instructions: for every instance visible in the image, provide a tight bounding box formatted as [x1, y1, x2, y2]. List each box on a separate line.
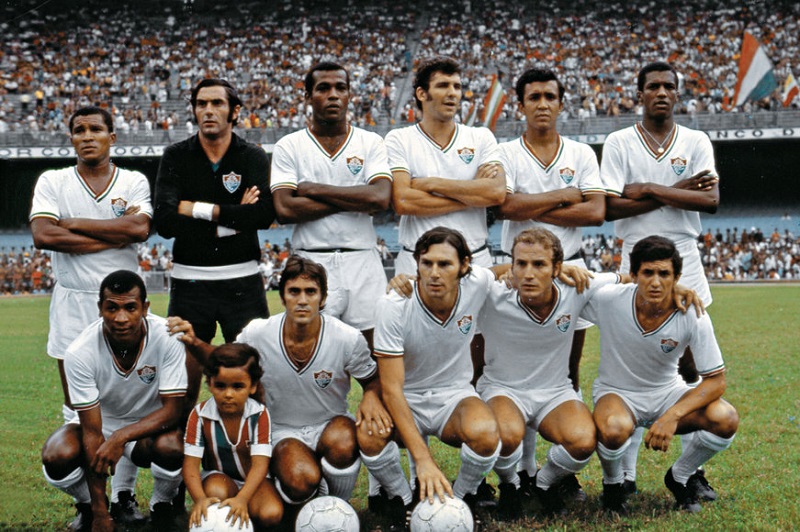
[191, 202, 215, 221]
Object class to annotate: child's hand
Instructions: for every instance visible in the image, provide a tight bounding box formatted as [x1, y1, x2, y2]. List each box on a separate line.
[188, 496, 220, 528]
[220, 496, 250, 528]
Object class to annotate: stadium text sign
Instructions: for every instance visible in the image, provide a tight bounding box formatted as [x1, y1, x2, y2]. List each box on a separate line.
[564, 127, 800, 145]
[0, 145, 166, 159]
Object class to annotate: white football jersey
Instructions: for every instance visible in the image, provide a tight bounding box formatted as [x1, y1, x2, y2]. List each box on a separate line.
[600, 124, 718, 245]
[65, 314, 187, 434]
[582, 283, 725, 392]
[385, 123, 501, 251]
[498, 135, 605, 257]
[270, 126, 392, 250]
[29, 165, 153, 291]
[478, 273, 620, 391]
[373, 266, 495, 393]
[236, 313, 376, 429]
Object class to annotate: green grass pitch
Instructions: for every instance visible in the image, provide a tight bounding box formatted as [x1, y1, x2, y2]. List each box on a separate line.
[1, 284, 798, 530]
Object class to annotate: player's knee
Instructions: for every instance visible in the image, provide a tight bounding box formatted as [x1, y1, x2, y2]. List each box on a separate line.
[462, 417, 500, 456]
[356, 423, 393, 456]
[564, 432, 596, 460]
[596, 415, 634, 448]
[709, 401, 739, 438]
[150, 430, 184, 470]
[278, 464, 321, 502]
[42, 426, 82, 476]
[203, 473, 237, 500]
[498, 421, 525, 454]
[320, 416, 358, 466]
[251, 498, 283, 527]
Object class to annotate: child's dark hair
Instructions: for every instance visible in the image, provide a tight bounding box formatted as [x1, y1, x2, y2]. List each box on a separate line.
[204, 343, 264, 399]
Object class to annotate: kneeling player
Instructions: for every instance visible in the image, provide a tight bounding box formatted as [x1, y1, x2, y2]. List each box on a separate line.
[585, 236, 739, 513]
[41, 271, 187, 532]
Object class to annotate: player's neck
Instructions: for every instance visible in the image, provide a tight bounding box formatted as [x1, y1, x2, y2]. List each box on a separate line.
[641, 116, 675, 135]
[309, 120, 349, 153]
[419, 288, 458, 322]
[106, 328, 144, 368]
[282, 318, 321, 368]
[199, 131, 233, 165]
[635, 296, 675, 330]
[419, 117, 456, 147]
[520, 286, 556, 319]
[524, 128, 560, 163]
[76, 160, 114, 190]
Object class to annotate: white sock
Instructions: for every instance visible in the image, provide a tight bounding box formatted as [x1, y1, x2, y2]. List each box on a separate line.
[318, 477, 329, 496]
[453, 442, 500, 499]
[149, 463, 181, 507]
[321, 457, 361, 501]
[493, 443, 522, 487]
[367, 471, 381, 497]
[536, 445, 591, 490]
[597, 440, 631, 485]
[110, 456, 139, 502]
[43, 465, 90, 504]
[518, 428, 537, 476]
[408, 450, 417, 489]
[672, 431, 734, 484]
[360, 442, 413, 504]
[621, 426, 644, 481]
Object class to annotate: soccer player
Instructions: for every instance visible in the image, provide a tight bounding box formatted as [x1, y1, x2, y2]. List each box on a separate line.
[155, 78, 275, 411]
[584, 236, 738, 513]
[41, 271, 187, 532]
[30, 106, 152, 526]
[369, 227, 502, 523]
[169, 256, 391, 524]
[495, 68, 606, 495]
[385, 56, 506, 275]
[270, 62, 392, 349]
[600, 61, 721, 491]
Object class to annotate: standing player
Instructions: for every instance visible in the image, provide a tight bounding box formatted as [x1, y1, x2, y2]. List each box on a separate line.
[41, 271, 187, 532]
[495, 69, 605, 495]
[600, 62, 720, 492]
[155, 78, 274, 410]
[270, 62, 392, 349]
[30, 106, 152, 527]
[368, 227, 502, 525]
[169, 257, 392, 524]
[385, 56, 506, 275]
[584, 236, 738, 513]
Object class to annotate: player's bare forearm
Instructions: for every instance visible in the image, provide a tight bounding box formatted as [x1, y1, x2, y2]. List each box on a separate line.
[183, 455, 208, 504]
[648, 182, 720, 213]
[272, 188, 339, 224]
[109, 396, 183, 447]
[31, 218, 121, 253]
[59, 213, 151, 244]
[297, 179, 391, 213]
[236, 455, 269, 504]
[391, 170, 467, 216]
[377, 357, 432, 463]
[604, 195, 662, 221]
[496, 189, 572, 220]
[412, 170, 506, 207]
[356, 376, 393, 436]
[537, 193, 606, 227]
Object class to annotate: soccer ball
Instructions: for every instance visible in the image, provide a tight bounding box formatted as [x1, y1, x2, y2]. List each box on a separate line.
[188, 502, 254, 532]
[295, 496, 359, 532]
[410, 496, 473, 532]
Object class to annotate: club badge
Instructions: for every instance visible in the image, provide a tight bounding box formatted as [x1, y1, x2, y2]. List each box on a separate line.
[314, 370, 333, 389]
[110, 198, 127, 217]
[222, 172, 242, 193]
[559, 167, 575, 185]
[346, 156, 364, 175]
[457, 147, 475, 164]
[671, 157, 687, 176]
[661, 338, 679, 353]
[556, 314, 572, 332]
[457, 315, 473, 335]
[137, 365, 156, 385]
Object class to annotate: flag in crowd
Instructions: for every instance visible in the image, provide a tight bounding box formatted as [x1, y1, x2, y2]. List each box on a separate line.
[481, 74, 506, 132]
[732, 31, 778, 107]
[782, 69, 799, 107]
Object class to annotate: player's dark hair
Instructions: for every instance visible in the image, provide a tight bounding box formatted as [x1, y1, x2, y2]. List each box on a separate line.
[413, 56, 460, 111]
[190, 78, 242, 125]
[99, 270, 147, 304]
[205, 343, 264, 400]
[279, 255, 328, 306]
[637, 62, 679, 92]
[629, 235, 683, 277]
[69, 106, 114, 134]
[515, 68, 565, 103]
[511, 228, 564, 267]
[304, 62, 350, 97]
[413, 226, 472, 278]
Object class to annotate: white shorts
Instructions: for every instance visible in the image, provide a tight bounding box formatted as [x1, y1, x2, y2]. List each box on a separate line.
[297, 249, 387, 331]
[394, 247, 492, 277]
[477, 382, 583, 431]
[620, 238, 711, 306]
[271, 414, 355, 451]
[47, 284, 100, 359]
[592, 378, 691, 428]
[405, 387, 480, 440]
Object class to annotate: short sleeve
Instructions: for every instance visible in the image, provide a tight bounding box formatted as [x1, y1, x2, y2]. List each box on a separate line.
[385, 129, 410, 173]
[29, 171, 61, 221]
[183, 405, 206, 458]
[64, 348, 100, 411]
[365, 133, 393, 184]
[344, 328, 377, 380]
[129, 171, 154, 218]
[477, 127, 500, 167]
[269, 137, 299, 192]
[158, 335, 187, 398]
[576, 143, 605, 195]
[599, 133, 626, 197]
[373, 293, 407, 358]
[689, 313, 725, 377]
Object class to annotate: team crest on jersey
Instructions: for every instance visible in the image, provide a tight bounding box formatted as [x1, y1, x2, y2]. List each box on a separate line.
[670, 157, 687, 176]
[110, 198, 127, 217]
[346, 156, 364, 175]
[314, 370, 333, 389]
[660, 338, 679, 353]
[457, 315, 473, 335]
[137, 365, 156, 385]
[558, 167, 575, 185]
[556, 314, 572, 332]
[457, 147, 475, 164]
[222, 172, 242, 193]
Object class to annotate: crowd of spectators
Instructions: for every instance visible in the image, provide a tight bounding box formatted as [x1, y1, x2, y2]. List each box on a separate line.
[0, 247, 53, 294]
[1, 0, 798, 137]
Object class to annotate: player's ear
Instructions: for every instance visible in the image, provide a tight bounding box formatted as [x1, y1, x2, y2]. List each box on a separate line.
[143, 299, 150, 315]
[553, 261, 562, 279]
[231, 105, 241, 124]
[108, 131, 116, 146]
[415, 86, 428, 104]
[637, 90, 643, 104]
